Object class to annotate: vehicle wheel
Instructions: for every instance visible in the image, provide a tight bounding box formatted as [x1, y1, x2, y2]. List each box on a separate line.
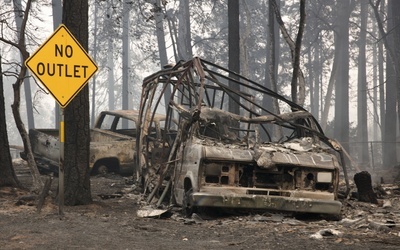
[182, 188, 195, 217]
[96, 164, 108, 175]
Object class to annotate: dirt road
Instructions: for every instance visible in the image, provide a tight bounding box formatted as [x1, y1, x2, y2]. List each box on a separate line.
[1, 160, 400, 249]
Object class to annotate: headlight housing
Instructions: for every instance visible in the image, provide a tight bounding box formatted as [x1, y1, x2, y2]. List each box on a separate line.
[317, 172, 332, 183]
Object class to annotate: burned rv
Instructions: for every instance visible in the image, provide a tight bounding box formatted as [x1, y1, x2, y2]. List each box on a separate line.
[137, 57, 346, 215]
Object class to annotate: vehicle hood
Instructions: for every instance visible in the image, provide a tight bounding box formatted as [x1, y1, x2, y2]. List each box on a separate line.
[198, 137, 339, 170]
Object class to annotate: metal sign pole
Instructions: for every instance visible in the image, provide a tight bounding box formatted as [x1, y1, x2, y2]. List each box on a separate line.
[24, 25, 98, 216]
[59, 107, 65, 216]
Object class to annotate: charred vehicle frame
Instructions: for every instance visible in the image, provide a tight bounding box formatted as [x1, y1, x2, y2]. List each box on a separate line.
[137, 57, 349, 216]
[27, 110, 169, 176]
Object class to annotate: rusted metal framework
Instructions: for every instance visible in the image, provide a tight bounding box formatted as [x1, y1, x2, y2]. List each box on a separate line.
[136, 57, 349, 209]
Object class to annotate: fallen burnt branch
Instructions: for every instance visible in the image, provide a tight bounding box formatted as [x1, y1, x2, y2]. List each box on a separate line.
[36, 175, 53, 213]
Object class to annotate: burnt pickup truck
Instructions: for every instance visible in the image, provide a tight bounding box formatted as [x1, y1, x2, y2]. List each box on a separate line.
[137, 57, 347, 216]
[28, 110, 168, 175]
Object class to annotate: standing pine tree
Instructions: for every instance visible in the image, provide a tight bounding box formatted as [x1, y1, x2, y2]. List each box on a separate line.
[63, 0, 92, 205]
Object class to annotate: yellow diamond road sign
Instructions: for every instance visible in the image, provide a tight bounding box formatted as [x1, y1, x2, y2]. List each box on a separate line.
[25, 24, 98, 108]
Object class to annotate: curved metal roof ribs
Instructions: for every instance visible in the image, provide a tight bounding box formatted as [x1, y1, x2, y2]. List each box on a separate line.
[136, 57, 349, 203]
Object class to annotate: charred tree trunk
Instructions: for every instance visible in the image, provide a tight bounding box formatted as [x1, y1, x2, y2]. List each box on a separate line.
[320, 46, 339, 131]
[378, 2, 385, 146]
[228, 0, 241, 116]
[357, 1, 369, 165]
[333, 0, 352, 152]
[13, 0, 34, 130]
[154, 0, 172, 112]
[270, 0, 306, 106]
[0, 56, 20, 187]
[91, 0, 98, 127]
[291, 0, 305, 105]
[312, 39, 321, 121]
[2, 0, 43, 192]
[62, 0, 92, 205]
[107, 0, 115, 111]
[52, 0, 62, 129]
[392, 0, 400, 168]
[384, 0, 397, 168]
[262, 0, 282, 141]
[370, 0, 398, 167]
[354, 171, 378, 204]
[121, 0, 131, 125]
[177, 0, 193, 60]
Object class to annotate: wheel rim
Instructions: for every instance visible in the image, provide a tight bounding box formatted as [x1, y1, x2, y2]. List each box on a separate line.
[183, 188, 194, 217]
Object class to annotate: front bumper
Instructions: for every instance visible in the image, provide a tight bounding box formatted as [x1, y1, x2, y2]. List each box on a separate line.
[192, 188, 342, 215]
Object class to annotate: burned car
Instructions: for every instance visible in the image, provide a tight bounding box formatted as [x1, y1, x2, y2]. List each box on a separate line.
[27, 110, 170, 175]
[137, 57, 347, 216]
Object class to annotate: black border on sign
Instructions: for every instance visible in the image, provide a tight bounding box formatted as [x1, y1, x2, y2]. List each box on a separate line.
[25, 24, 98, 108]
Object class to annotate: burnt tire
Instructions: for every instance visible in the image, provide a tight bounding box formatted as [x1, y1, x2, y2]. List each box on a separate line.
[183, 188, 195, 217]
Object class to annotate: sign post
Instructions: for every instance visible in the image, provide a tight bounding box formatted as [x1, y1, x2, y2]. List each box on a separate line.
[25, 24, 98, 215]
[59, 109, 64, 215]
